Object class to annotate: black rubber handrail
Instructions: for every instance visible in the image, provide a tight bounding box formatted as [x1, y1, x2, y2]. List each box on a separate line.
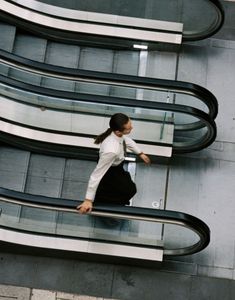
[0, 0, 224, 43]
[0, 74, 216, 154]
[0, 49, 219, 123]
[183, 0, 224, 41]
[0, 187, 210, 256]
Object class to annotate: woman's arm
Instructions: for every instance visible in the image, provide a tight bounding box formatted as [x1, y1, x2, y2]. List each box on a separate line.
[124, 137, 151, 164]
[77, 152, 116, 214]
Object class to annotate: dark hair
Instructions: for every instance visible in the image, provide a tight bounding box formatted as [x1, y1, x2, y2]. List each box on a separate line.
[94, 113, 129, 144]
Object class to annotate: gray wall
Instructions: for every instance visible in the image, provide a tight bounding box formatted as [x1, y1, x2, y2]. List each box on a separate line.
[167, 37, 235, 277]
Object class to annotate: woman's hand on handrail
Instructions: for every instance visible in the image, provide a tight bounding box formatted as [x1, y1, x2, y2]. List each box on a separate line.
[139, 152, 151, 164]
[76, 199, 93, 214]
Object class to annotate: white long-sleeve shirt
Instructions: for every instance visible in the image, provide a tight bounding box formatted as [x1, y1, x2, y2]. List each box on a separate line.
[85, 132, 141, 201]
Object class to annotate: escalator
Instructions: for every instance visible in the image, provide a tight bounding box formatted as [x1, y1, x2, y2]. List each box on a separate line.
[0, 187, 210, 262]
[0, 0, 224, 48]
[0, 49, 217, 155]
[0, 1, 221, 262]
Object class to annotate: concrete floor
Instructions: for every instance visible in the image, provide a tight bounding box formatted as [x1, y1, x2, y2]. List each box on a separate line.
[0, 252, 235, 300]
[0, 283, 112, 300]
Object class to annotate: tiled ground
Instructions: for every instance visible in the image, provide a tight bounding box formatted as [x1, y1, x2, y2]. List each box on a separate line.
[0, 284, 117, 300]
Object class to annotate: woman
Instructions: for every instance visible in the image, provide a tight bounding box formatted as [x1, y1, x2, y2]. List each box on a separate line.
[77, 113, 150, 214]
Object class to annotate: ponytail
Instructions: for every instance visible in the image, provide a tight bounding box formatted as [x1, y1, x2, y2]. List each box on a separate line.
[94, 128, 112, 144]
[94, 113, 129, 144]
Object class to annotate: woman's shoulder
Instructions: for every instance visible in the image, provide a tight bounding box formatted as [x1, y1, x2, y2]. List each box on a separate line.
[123, 136, 133, 142]
[100, 134, 120, 153]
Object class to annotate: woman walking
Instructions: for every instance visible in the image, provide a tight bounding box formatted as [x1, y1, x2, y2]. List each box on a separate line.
[77, 113, 150, 214]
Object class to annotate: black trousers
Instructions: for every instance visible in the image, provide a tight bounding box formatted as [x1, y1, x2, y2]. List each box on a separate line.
[94, 162, 136, 205]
